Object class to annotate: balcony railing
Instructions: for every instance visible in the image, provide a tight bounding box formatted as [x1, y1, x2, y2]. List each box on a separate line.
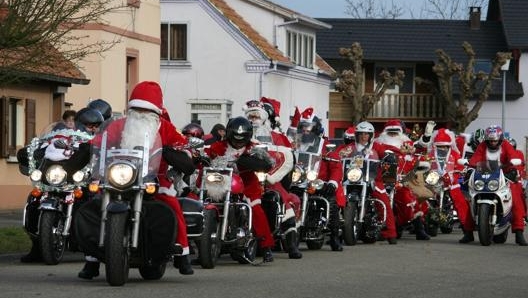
[368, 93, 444, 120]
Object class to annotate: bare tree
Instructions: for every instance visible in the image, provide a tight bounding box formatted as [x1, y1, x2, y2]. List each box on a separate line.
[0, 0, 125, 85]
[335, 42, 404, 124]
[415, 42, 512, 133]
[345, 0, 487, 19]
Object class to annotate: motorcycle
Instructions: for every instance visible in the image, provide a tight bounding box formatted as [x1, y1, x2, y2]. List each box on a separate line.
[462, 159, 521, 246]
[289, 135, 330, 250]
[422, 153, 459, 237]
[75, 116, 174, 286]
[340, 151, 387, 245]
[22, 125, 93, 265]
[197, 159, 257, 268]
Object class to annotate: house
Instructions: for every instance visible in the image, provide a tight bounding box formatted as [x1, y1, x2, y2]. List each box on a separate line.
[160, 0, 334, 133]
[64, 0, 161, 116]
[316, 0, 526, 154]
[0, 51, 89, 209]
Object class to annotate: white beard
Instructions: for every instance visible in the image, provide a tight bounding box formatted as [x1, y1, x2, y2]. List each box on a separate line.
[376, 132, 409, 148]
[120, 109, 160, 150]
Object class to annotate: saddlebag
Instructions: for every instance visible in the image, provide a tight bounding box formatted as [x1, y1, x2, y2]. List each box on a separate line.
[178, 197, 204, 237]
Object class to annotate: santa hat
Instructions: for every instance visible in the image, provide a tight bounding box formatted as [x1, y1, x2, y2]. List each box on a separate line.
[344, 126, 355, 138]
[384, 119, 403, 133]
[433, 128, 452, 146]
[260, 97, 281, 122]
[300, 107, 315, 123]
[128, 81, 163, 114]
[243, 100, 268, 120]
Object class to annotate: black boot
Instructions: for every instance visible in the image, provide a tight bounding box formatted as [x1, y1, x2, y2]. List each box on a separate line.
[174, 255, 194, 275]
[20, 240, 42, 263]
[285, 231, 302, 259]
[413, 217, 430, 240]
[329, 234, 343, 251]
[459, 230, 474, 244]
[387, 238, 397, 245]
[515, 230, 528, 246]
[78, 261, 100, 279]
[262, 247, 274, 263]
[328, 201, 343, 251]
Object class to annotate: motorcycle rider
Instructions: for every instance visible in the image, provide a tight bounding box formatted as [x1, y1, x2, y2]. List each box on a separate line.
[506, 137, 528, 221]
[87, 98, 113, 121]
[205, 116, 276, 262]
[244, 99, 302, 259]
[78, 81, 197, 279]
[18, 107, 104, 263]
[468, 125, 527, 245]
[296, 107, 344, 251]
[374, 119, 430, 240]
[337, 121, 398, 244]
[426, 129, 475, 243]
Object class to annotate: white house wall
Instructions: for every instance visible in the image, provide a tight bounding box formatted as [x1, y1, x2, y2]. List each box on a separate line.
[160, 0, 331, 133]
[465, 53, 528, 155]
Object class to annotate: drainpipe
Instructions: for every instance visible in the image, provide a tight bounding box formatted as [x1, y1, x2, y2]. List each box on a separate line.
[259, 62, 277, 98]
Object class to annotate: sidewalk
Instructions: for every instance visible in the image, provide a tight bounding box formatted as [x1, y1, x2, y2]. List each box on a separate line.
[0, 209, 23, 228]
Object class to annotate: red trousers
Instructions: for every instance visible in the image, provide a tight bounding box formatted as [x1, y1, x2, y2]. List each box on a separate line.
[244, 196, 275, 248]
[449, 185, 474, 231]
[372, 180, 397, 239]
[510, 182, 526, 232]
[156, 193, 190, 255]
[393, 186, 428, 226]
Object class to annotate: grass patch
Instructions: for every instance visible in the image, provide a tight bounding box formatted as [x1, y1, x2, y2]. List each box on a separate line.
[0, 227, 31, 254]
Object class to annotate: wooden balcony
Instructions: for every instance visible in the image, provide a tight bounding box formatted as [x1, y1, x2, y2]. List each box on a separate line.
[330, 92, 446, 122]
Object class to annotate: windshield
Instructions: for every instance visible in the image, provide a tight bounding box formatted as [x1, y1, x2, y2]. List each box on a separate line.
[473, 160, 501, 173]
[341, 148, 380, 182]
[90, 115, 162, 184]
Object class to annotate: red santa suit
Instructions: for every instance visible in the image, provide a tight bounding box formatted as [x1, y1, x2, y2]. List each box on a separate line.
[206, 140, 275, 249]
[469, 140, 526, 232]
[427, 129, 474, 232]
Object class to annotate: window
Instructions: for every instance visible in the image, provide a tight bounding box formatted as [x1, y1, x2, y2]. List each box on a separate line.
[161, 23, 187, 61]
[374, 65, 414, 93]
[474, 59, 492, 74]
[286, 29, 314, 68]
[0, 97, 31, 157]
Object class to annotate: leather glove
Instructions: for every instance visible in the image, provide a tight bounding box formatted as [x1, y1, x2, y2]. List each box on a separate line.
[505, 169, 518, 182]
[325, 183, 337, 197]
[424, 121, 436, 137]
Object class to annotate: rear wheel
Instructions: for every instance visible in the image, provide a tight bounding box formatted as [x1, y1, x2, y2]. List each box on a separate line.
[198, 209, 220, 269]
[477, 204, 493, 246]
[139, 263, 166, 280]
[39, 211, 66, 265]
[492, 230, 509, 244]
[342, 203, 358, 245]
[306, 238, 324, 250]
[105, 213, 129, 286]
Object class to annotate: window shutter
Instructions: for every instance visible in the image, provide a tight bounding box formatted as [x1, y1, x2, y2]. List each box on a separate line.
[25, 99, 36, 145]
[0, 96, 7, 157]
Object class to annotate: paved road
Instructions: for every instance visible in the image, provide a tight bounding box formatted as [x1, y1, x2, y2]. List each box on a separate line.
[1, 227, 528, 298]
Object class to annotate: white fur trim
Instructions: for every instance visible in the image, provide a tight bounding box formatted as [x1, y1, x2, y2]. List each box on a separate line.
[173, 244, 190, 256]
[159, 186, 177, 196]
[283, 208, 296, 221]
[374, 186, 387, 194]
[450, 184, 461, 190]
[85, 255, 99, 262]
[128, 99, 162, 114]
[266, 146, 294, 184]
[244, 196, 262, 207]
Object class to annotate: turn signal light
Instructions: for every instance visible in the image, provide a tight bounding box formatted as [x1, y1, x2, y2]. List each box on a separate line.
[88, 183, 99, 193]
[145, 183, 157, 194]
[31, 188, 42, 198]
[74, 188, 84, 199]
[307, 186, 316, 195]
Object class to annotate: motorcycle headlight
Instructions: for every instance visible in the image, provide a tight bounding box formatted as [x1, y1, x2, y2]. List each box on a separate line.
[255, 171, 267, 183]
[30, 170, 42, 182]
[108, 163, 137, 188]
[45, 165, 67, 185]
[425, 171, 440, 185]
[206, 173, 224, 183]
[487, 179, 499, 191]
[311, 179, 325, 190]
[347, 168, 363, 182]
[292, 166, 304, 183]
[474, 180, 485, 191]
[306, 170, 318, 181]
[72, 171, 85, 183]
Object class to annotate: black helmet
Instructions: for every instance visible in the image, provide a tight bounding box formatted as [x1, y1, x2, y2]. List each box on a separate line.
[182, 123, 204, 139]
[87, 98, 112, 120]
[226, 116, 253, 149]
[75, 107, 104, 129]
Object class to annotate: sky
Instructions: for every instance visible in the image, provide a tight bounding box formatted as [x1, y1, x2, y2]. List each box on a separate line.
[269, 0, 417, 18]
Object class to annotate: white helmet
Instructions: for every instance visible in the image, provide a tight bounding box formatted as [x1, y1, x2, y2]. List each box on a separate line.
[356, 121, 375, 133]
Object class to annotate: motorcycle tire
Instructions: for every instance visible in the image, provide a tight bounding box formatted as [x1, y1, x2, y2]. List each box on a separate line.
[139, 262, 167, 280]
[440, 225, 454, 234]
[477, 204, 493, 246]
[492, 230, 508, 244]
[234, 238, 258, 264]
[425, 222, 439, 237]
[342, 203, 358, 246]
[39, 211, 66, 265]
[306, 239, 324, 250]
[104, 212, 129, 286]
[198, 209, 220, 269]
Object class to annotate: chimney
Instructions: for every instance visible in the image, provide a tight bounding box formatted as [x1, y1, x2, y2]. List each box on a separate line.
[469, 6, 481, 30]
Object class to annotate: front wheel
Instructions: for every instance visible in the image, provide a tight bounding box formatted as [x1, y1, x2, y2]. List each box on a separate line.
[342, 203, 358, 246]
[104, 213, 129, 286]
[39, 211, 66, 265]
[139, 263, 166, 280]
[306, 238, 324, 250]
[477, 204, 493, 246]
[198, 209, 220, 269]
